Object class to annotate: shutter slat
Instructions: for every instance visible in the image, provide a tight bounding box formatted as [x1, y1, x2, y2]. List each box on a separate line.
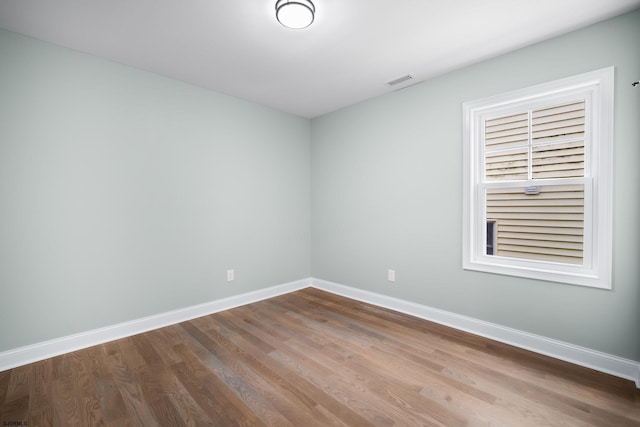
[499, 244, 582, 258]
[493, 219, 584, 228]
[530, 133, 585, 145]
[489, 212, 583, 220]
[486, 161, 528, 171]
[487, 184, 583, 194]
[500, 232, 583, 243]
[485, 134, 529, 148]
[500, 238, 583, 251]
[533, 169, 583, 179]
[499, 225, 584, 235]
[533, 117, 584, 133]
[533, 139, 584, 151]
[497, 251, 582, 264]
[487, 198, 584, 207]
[488, 192, 584, 201]
[486, 149, 529, 159]
[532, 109, 584, 125]
[486, 119, 529, 134]
[532, 101, 585, 118]
[486, 112, 528, 127]
[532, 161, 584, 173]
[486, 167, 529, 175]
[532, 124, 585, 139]
[489, 205, 583, 214]
[533, 150, 584, 164]
[487, 125, 529, 140]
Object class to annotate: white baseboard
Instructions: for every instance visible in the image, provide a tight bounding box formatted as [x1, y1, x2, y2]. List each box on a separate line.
[3, 276, 638, 389]
[0, 278, 310, 372]
[310, 278, 640, 388]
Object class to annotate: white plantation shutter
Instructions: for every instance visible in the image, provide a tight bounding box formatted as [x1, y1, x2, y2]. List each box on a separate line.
[532, 101, 585, 179]
[486, 184, 584, 264]
[484, 101, 586, 265]
[463, 67, 613, 288]
[485, 112, 529, 181]
[485, 101, 585, 181]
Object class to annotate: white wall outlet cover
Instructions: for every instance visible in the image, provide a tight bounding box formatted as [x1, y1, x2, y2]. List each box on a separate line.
[388, 269, 396, 282]
[227, 269, 235, 282]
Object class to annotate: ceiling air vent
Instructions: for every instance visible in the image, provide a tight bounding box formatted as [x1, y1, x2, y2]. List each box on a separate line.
[387, 74, 413, 87]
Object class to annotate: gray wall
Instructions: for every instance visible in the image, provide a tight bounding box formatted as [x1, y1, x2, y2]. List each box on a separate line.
[311, 10, 640, 361]
[2, 10, 639, 363]
[0, 29, 311, 352]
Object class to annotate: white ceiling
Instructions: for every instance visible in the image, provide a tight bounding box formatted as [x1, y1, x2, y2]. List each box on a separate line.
[1, 0, 638, 118]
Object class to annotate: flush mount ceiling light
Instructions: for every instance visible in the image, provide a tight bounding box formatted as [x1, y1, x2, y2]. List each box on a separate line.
[275, 0, 315, 29]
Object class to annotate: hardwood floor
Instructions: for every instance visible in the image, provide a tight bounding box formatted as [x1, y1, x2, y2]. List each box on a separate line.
[1, 287, 639, 426]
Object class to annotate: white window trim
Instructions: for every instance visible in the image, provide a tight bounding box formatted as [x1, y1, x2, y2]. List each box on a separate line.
[462, 67, 613, 289]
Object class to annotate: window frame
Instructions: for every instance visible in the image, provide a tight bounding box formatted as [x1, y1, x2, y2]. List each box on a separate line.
[462, 67, 613, 289]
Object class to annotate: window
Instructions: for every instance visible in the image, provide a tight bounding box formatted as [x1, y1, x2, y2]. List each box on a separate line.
[486, 221, 496, 256]
[462, 67, 613, 289]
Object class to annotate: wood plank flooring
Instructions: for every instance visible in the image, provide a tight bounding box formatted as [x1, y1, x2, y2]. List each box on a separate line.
[1, 287, 639, 426]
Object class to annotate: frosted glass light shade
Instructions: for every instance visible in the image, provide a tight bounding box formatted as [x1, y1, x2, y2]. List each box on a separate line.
[275, 0, 315, 29]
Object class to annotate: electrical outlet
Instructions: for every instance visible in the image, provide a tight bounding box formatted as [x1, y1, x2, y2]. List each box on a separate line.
[227, 269, 234, 282]
[388, 269, 396, 282]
